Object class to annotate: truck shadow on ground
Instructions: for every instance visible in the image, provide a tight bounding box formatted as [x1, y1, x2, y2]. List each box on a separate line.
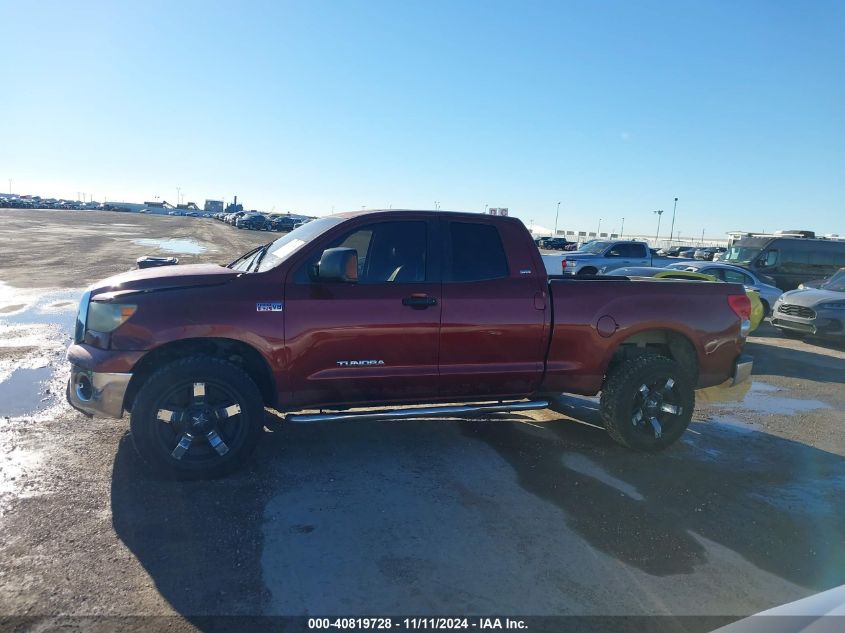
[462, 395, 845, 585]
[749, 322, 845, 352]
[744, 340, 845, 384]
[111, 401, 845, 622]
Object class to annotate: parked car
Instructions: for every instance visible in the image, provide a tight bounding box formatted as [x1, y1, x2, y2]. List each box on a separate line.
[723, 235, 845, 290]
[771, 268, 845, 339]
[67, 209, 752, 477]
[226, 211, 247, 225]
[657, 246, 694, 257]
[553, 240, 690, 276]
[236, 212, 268, 230]
[270, 216, 301, 232]
[606, 267, 764, 332]
[539, 237, 570, 250]
[693, 247, 727, 261]
[665, 261, 782, 315]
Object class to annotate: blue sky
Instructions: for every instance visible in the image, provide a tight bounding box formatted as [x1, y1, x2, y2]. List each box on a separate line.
[1, 0, 843, 238]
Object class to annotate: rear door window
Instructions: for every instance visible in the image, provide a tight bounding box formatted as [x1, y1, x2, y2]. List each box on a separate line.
[447, 222, 509, 282]
[608, 243, 646, 258]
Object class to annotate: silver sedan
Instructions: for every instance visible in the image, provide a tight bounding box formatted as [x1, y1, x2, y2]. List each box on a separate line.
[666, 261, 783, 315]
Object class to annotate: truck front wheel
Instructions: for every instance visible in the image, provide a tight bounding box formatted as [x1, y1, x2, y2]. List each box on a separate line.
[129, 356, 264, 478]
[600, 356, 694, 451]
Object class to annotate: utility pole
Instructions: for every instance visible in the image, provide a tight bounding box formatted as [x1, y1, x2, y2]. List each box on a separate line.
[653, 209, 664, 244]
[554, 201, 561, 236]
[669, 197, 678, 244]
[620, 217, 625, 238]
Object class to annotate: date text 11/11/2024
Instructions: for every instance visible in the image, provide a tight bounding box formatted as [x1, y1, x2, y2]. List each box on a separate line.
[307, 618, 528, 630]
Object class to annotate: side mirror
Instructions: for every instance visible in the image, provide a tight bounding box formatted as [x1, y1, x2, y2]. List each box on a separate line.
[316, 248, 358, 283]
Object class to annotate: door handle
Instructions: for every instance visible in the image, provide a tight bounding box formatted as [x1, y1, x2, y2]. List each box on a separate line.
[402, 295, 438, 308]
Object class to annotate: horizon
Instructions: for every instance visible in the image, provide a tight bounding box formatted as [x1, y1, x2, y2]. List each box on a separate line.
[2, 0, 843, 237]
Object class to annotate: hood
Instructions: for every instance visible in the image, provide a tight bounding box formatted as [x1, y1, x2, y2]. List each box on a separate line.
[89, 263, 240, 298]
[780, 286, 845, 307]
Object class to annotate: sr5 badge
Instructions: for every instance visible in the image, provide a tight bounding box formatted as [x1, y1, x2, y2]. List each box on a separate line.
[257, 302, 283, 312]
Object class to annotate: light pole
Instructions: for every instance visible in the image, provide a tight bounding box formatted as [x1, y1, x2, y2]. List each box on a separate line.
[620, 217, 625, 238]
[669, 197, 678, 244]
[554, 201, 561, 236]
[597, 218, 602, 235]
[434, 200, 440, 210]
[653, 209, 664, 244]
[176, 187, 181, 208]
[484, 204, 488, 214]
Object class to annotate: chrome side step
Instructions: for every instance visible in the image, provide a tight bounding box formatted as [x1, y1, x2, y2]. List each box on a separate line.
[286, 399, 549, 424]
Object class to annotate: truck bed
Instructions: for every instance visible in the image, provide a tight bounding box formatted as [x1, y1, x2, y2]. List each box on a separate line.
[540, 277, 747, 395]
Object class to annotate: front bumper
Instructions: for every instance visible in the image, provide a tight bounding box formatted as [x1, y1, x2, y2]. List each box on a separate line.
[771, 312, 844, 337]
[66, 365, 131, 418]
[731, 354, 753, 386]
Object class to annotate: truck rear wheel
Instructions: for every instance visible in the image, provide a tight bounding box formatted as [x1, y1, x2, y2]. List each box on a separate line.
[600, 355, 694, 451]
[130, 356, 264, 478]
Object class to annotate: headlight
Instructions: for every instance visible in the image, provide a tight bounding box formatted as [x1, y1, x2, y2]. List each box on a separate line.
[820, 302, 845, 310]
[86, 302, 137, 332]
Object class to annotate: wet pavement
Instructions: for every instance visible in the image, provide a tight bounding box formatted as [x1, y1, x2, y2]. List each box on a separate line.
[131, 237, 208, 254]
[0, 211, 844, 625]
[0, 367, 52, 418]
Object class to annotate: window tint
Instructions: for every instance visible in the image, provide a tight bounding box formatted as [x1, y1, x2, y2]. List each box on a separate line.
[295, 221, 427, 283]
[608, 243, 645, 258]
[721, 269, 752, 284]
[359, 222, 427, 283]
[762, 250, 778, 267]
[448, 222, 509, 282]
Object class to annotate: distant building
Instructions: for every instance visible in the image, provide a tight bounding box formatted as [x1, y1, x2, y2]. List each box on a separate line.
[177, 202, 200, 211]
[204, 199, 224, 214]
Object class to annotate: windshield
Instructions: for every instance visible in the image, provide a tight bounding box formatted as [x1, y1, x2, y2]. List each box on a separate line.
[581, 240, 612, 254]
[821, 270, 845, 292]
[252, 216, 343, 272]
[724, 246, 761, 264]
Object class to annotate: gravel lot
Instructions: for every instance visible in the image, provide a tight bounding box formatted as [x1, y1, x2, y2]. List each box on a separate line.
[1, 210, 844, 629]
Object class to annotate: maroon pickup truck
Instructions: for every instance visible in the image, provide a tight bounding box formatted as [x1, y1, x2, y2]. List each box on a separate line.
[67, 210, 753, 477]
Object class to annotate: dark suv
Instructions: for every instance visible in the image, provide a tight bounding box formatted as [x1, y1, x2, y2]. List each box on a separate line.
[270, 216, 300, 232]
[236, 213, 268, 230]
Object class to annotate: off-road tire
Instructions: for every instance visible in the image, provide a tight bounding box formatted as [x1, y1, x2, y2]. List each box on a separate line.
[600, 355, 694, 451]
[130, 356, 264, 479]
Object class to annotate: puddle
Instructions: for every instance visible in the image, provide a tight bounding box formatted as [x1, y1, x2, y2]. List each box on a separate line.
[561, 453, 644, 500]
[132, 237, 207, 254]
[707, 414, 759, 434]
[706, 380, 832, 416]
[0, 283, 83, 418]
[0, 285, 82, 335]
[0, 367, 52, 417]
